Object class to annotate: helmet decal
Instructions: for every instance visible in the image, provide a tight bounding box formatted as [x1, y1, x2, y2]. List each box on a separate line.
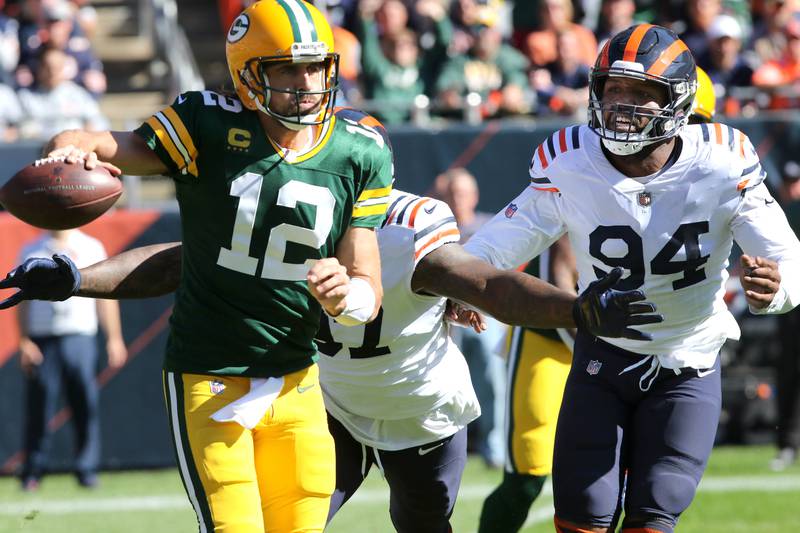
[622, 23, 654, 62]
[277, 0, 318, 43]
[227, 14, 249, 43]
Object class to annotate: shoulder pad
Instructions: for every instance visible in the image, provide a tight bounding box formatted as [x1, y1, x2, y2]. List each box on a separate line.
[335, 106, 392, 152]
[384, 193, 460, 262]
[693, 123, 765, 191]
[529, 125, 584, 192]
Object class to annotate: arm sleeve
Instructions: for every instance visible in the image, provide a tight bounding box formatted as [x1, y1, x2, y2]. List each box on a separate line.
[409, 198, 460, 267]
[351, 134, 394, 229]
[133, 91, 200, 180]
[464, 184, 566, 269]
[732, 182, 800, 314]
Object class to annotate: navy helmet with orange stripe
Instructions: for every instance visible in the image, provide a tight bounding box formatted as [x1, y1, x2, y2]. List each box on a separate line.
[589, 24, 697, 155]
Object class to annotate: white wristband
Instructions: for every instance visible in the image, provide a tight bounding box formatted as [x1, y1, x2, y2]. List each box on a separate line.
[331, 277, 376, 326]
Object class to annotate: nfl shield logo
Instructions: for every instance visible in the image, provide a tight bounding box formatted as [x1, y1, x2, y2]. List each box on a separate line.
[505, 203, 518, 218]
[210, 380, 226, 395]
[586, 360, 602, 375]
[637, 192, 652, 207]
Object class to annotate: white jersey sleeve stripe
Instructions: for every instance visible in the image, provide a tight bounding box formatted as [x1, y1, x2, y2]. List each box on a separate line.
[395, 197, 424, 226]
[726, 124, 735, 152]
[546, 133, 558, 160]
[741, 162, 759, 176]
[383, 194, 413, 227]
[414, 228, 460, 262]
[414, 216, 457, 241]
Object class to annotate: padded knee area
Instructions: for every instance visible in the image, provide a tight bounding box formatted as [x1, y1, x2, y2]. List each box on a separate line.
[620, 513, 675, 533]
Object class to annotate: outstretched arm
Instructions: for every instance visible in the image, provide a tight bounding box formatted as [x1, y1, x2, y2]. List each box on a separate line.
[412, 242, 575, 329]
[79, 242, 182, 298]
[0, 242, 182, 309]
[412, 242, 662, 340]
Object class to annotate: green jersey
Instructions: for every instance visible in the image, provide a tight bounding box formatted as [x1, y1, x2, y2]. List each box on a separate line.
[134, 92, 393, 377]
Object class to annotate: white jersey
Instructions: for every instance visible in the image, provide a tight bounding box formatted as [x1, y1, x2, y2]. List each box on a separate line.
[317, 190, 480, 450]
[465, 124, 800, 370]
[20, 230, 108, 337]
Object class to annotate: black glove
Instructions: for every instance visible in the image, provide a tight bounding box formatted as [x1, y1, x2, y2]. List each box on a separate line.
[0, 254, 81, 309]
[573, 267, 663, 341]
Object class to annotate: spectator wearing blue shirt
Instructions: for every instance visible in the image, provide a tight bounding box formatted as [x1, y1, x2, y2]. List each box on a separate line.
[16, 0, 105, 98]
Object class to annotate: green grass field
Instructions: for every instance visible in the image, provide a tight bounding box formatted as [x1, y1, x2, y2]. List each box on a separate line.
[1, 445, 799, 532]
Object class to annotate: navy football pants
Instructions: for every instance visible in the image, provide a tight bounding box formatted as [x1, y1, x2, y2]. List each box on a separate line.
[552, 333, 721, 531]
[326, 413, 466, 533]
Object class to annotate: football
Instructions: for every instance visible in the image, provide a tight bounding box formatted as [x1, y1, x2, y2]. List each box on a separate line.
[0, 159, 122, 230]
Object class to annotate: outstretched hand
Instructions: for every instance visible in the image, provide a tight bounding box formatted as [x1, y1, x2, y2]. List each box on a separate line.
[0, 254, 81, 309]
[573, 267, 663, 341]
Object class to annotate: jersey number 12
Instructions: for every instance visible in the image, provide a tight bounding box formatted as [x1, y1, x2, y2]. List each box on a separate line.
[217, 175, 335, 281]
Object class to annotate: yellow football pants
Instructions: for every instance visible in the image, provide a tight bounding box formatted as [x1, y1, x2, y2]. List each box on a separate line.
[163, 364, 335, 533]
[505, 328, 572, 476]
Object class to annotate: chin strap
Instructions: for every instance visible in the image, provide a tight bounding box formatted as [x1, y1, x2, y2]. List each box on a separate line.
[248, 89, 323, 131]
[602, 137, 654, 155]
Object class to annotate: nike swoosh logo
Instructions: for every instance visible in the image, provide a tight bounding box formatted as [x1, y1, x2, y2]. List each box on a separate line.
[297, 383, 316, 394]
[697, 368, 716, 378]
[424, 204, 436, 214]
[177, 94, 187, 104]
[418, 442, 445, 456]
[765, 199, 775, 205]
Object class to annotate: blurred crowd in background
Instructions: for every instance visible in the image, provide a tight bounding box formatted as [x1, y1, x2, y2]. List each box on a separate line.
[0, 0, 800, 137]
[3, 0, 800, 140]
[221, 0, 800, 124]
[0, 0, 108, 143]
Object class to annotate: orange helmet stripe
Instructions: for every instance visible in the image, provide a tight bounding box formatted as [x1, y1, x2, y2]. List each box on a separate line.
[598, 41, 611, 68]
[647, 39, 689, 77]
[623, 24, 654, 63]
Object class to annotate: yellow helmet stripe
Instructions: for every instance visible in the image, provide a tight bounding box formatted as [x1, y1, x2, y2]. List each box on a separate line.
[276, 0, 316, 43]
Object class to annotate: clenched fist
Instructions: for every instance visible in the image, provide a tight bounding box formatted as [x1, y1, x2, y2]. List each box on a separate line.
[307, 258, 351, 316]
[739, 254, 781, 310]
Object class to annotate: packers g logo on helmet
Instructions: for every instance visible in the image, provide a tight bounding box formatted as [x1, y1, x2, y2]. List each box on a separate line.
[225, 0, 340, 129]
[227, 14, 249, 43]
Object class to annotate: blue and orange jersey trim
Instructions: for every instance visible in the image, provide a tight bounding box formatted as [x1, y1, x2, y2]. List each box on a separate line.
[534, 126, 581, 170]
[699, 123, 763, 190]
[699, 123, 751, 157]
[384, 195, 428, 228]
[530, 126, 581, 192]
